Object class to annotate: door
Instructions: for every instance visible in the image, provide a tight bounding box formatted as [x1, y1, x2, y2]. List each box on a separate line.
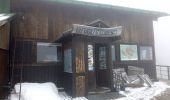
[87, 44, 110, 92]
[95, 44, 110, 87]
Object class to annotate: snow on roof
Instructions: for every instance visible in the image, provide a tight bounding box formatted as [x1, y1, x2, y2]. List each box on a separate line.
[0, 13, 14, 26]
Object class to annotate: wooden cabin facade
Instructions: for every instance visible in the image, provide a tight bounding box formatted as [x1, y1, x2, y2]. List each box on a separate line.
[9, 0, 168, 97]
[0, 0, 12, 98]
[0, 23, 10, 99]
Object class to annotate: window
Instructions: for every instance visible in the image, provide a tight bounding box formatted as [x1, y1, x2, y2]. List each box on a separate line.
[120, 44, 138, 61]
[99, 46, 107, 69]
[64, 49, 72, 73]
[111, 45, 116, 61]
[88, 45, 94, 71]
[140, 46, 153, 60]
[37, 42, 61, 63]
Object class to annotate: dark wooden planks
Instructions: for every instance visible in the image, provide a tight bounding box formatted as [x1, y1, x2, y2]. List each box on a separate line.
[0, 49, 8, 99]
[0, 23, 10, 99]
[14, 41, 33, 64]
[10, 0, 157, 97]
[11, 1, 155, 45]
[72, 37, 86, 97]
[0, 23, 10, 50]
[12, 64, 63, 87]
[75, 76, 86, 96]
[74, 41, 85, 74]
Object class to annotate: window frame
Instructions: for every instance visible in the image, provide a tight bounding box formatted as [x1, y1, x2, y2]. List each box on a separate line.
[139, 46, 153, 61]
[36, 42, 62, 63]
[119, 44, 139, 61]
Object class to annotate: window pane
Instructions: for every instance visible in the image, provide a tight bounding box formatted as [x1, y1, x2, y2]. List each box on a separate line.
[64, 49, 72, 73]
[37, 43, 58, 62]
[140, 46, 153, 60]
[111, 45, 116, 61]
[88, 45, 94, 71]
[99, 46, 107, 69]
[120, 44, 138, 61]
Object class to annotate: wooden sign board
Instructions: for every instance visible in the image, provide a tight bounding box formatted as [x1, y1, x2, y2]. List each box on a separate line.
[72, 24, 122, 37]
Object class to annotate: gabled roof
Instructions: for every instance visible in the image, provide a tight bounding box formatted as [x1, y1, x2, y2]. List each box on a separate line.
[56, 19, 122, 41]
[46, 0, 169, 17]
[61, 19, 112, 36]
[87, 19, 111, 28]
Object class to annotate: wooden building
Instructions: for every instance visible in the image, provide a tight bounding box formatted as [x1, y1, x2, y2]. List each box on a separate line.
[0, 0, 14, 98]
[9, 0, 168, 97]
[0, 21, 10, 99]
[0, 15, 14, 99]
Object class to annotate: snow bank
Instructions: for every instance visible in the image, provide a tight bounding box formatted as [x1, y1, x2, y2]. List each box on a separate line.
[115, 82, 170, 100]
[9, 82, 87, 100]
[10, 82, 168, 100]
[10, 82, 61, 100]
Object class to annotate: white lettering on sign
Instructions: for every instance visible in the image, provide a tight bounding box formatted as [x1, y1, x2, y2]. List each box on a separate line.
[72, 24, 122, 37]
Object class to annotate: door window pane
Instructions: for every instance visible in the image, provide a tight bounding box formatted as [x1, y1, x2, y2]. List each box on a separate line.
[99, 46, 107, 69]
[111, 45, 116, 61]
[64, 49, 72, 73]
[88, 45, 94, 71]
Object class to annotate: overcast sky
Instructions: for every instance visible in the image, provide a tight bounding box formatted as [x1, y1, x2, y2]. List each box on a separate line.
[78, 0, 170, 66]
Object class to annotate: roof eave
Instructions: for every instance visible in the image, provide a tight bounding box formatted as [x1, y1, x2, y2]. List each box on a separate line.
[0, 13, 15, 26]
[45, 0, 169, 18]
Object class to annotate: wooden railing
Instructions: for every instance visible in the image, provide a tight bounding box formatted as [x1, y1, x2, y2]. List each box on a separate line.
[156, 65, 170, 80]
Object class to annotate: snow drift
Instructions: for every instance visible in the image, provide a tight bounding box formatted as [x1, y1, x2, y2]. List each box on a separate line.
[9, 82, 87, 100]
[115, 82, 170, 100]
[9, 81, 169, 100]
[10, 82, 61, 100]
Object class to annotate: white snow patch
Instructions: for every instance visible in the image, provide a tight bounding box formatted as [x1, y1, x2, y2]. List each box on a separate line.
[9, 82, 169, 100]
[9, 82, 87, 100]
[115, 82, 170, 100]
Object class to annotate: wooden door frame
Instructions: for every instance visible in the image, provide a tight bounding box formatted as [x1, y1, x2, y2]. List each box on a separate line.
[85, 42, 95, 93]
[95, 43, 112, 88]
[85, 42, 113, 92]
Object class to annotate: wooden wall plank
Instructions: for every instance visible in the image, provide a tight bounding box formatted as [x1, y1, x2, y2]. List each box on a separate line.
[0, 23, 10, 50]
[10, 1, 157, 97]
[11, 2, 155, 45]
[12, 6, 48, 40]
[74, 41, 85, 74]
[75, 76, 86, 96]
[0, 49, 8, 99]
[0, 23, 10, 98]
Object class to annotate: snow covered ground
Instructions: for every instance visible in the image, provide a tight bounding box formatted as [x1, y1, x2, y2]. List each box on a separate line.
[9, 82, 87, 100]
[8, 81, 170, 100]
[115, 82, 170, 100]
